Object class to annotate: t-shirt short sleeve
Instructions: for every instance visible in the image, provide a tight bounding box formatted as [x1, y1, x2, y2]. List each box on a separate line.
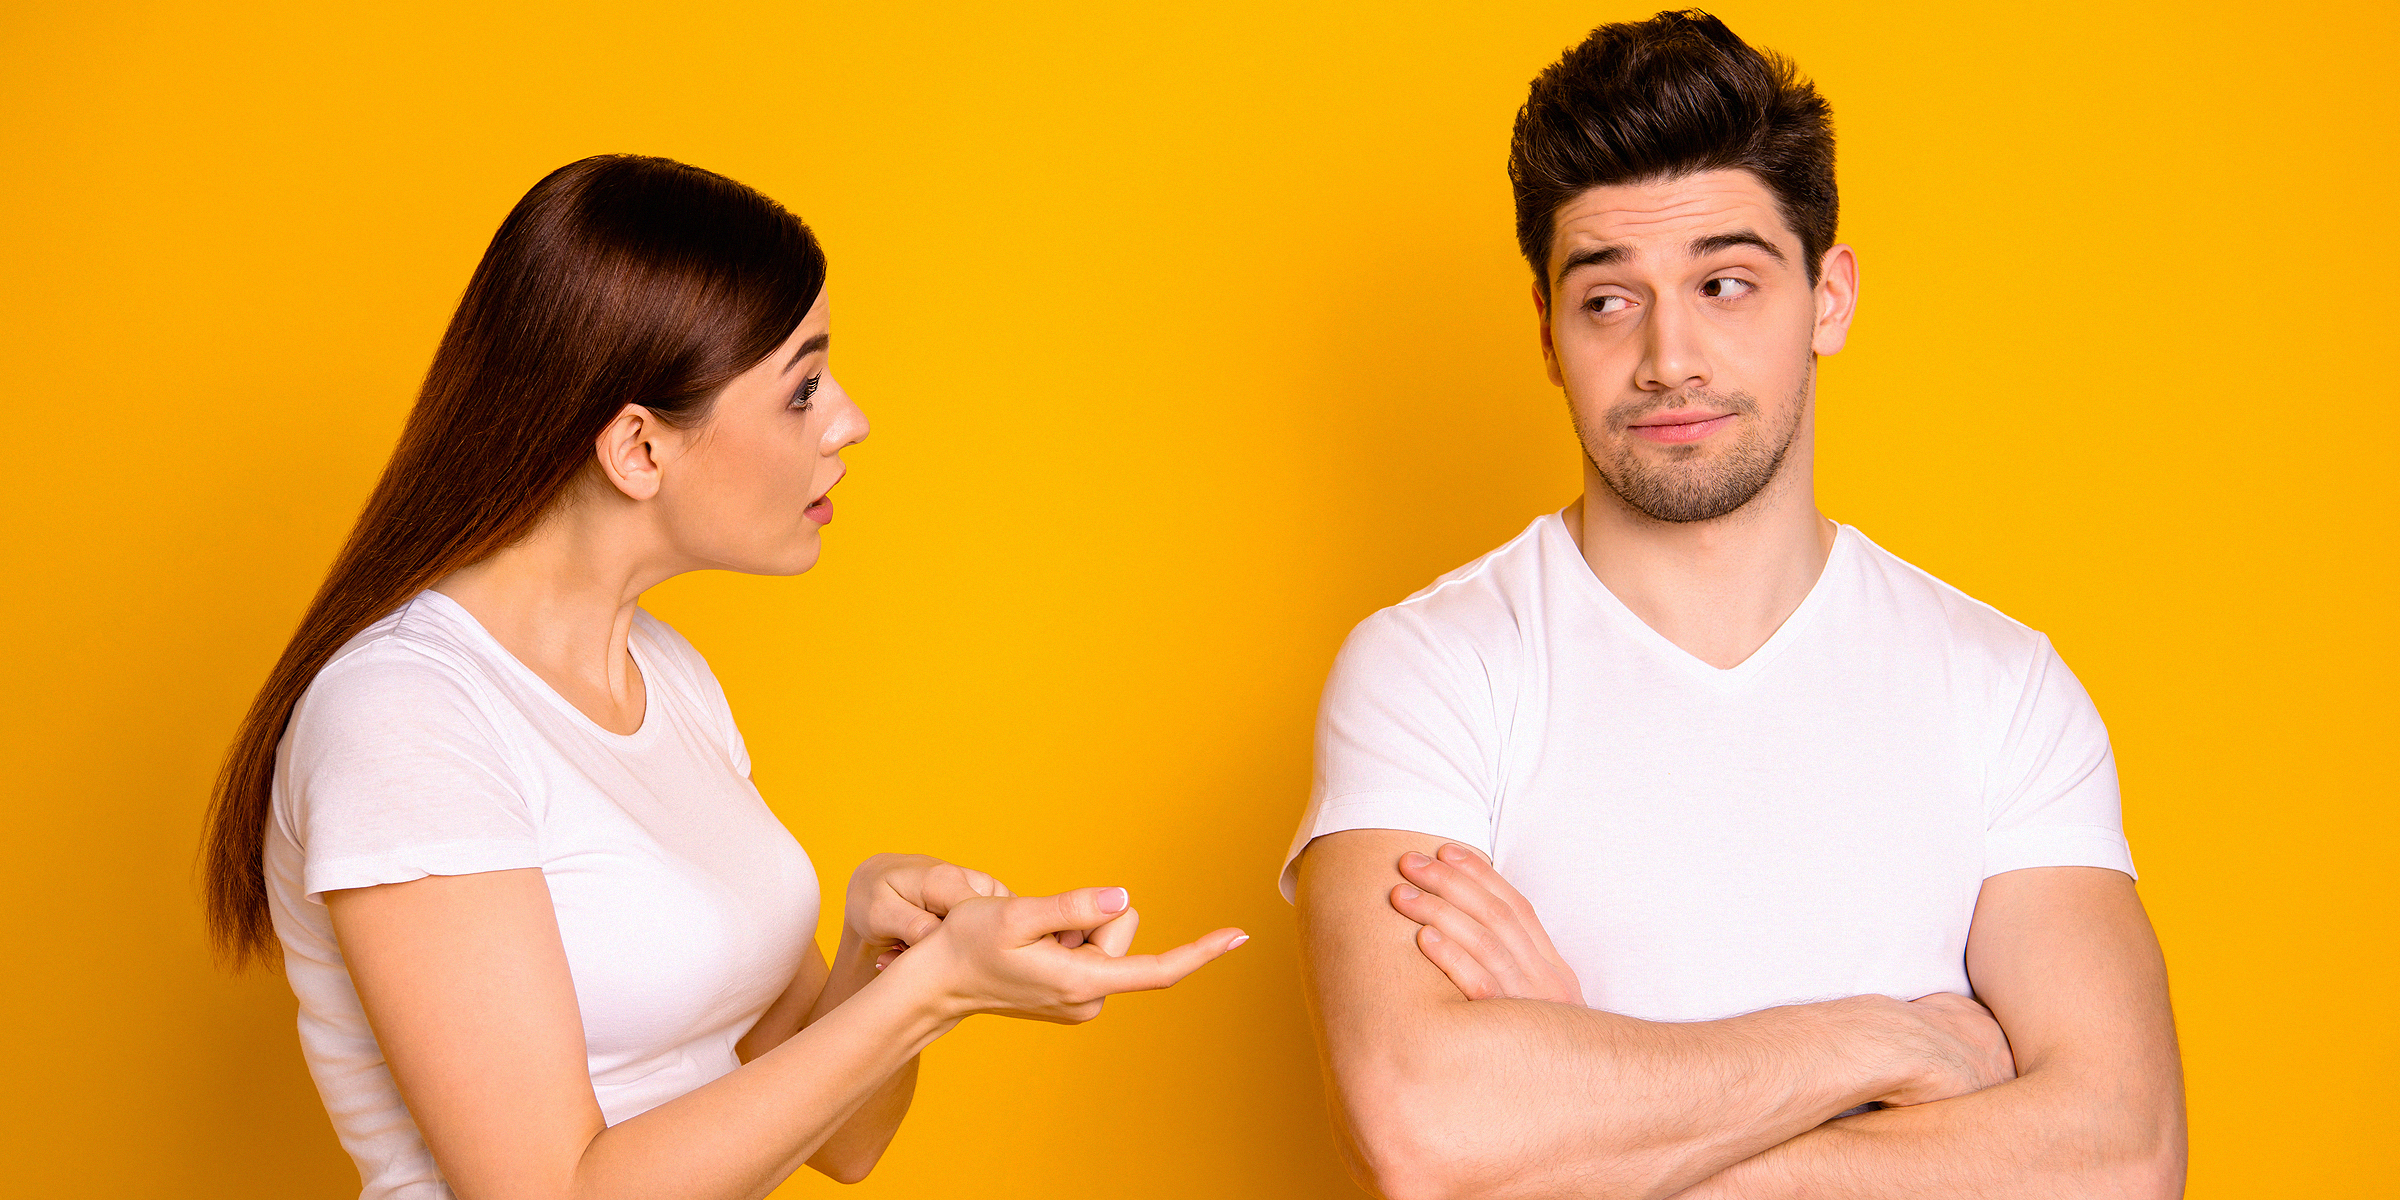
[281, 646, 542, 904]
[1280, 608, 1501, 901]
[1983, 638, 2136, 880]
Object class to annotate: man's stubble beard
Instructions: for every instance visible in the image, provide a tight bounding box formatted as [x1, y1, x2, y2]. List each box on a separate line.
[1571, 358, 1813, 525]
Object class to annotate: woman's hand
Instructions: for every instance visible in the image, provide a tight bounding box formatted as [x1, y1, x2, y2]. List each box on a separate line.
[885, 886, 1247, 1024]
[1390, 843, 1585, 1006]
[843, 854, 1013, 963]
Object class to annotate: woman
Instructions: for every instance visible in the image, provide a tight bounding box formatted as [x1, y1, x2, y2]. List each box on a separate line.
[200, 154, 1246, 1200]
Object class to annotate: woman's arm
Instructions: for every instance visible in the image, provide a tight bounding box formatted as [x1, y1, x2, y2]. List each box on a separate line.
[331, 869, 941, 1200]
[734, 854, 1015, 1183]
[328, 867, 1238, 1200]
[733, 932, 917, 1183]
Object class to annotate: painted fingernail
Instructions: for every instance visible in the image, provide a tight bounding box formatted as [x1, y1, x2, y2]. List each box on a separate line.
[1098, 887, 1129, 914]
[1227, 934, 1250, 949]
[1400, 852, 1430, 869]
[1395, 884, 1421, 900]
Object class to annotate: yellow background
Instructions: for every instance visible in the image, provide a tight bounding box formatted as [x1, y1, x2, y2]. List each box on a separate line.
[2, 1, 2391, 1195]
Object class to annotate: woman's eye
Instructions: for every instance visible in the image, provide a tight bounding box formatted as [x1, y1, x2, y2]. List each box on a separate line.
[1587, 295, 1630, 315]
[791, 375, 822, 411]
[1702, 277, 1754, 299]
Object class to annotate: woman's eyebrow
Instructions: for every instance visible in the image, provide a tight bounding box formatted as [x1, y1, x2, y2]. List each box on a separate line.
[782, 333, 831, 374]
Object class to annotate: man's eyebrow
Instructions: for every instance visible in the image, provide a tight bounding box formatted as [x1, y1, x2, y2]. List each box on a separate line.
[1689, 230, 1785, 263]
[781, 333, 830, 373]
[1557, 244, 1627, 277]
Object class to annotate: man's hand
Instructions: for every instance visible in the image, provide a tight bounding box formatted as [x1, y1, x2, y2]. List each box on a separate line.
[1388, 842, 1585, 1006]
[1391, 842, 2015, 1108]
[1876, 991, 2018, 1107]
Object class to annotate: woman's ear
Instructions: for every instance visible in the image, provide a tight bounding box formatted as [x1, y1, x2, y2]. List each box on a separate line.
[594, 404, 670, 501]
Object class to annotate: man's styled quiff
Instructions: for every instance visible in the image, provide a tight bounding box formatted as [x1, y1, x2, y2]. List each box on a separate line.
[1511, 10, 1837, 289]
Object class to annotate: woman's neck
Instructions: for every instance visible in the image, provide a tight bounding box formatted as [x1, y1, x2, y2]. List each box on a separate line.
[431, 491, 673, 734]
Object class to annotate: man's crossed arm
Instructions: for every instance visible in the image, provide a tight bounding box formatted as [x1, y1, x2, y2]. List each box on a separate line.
[1294, 829, 2185, 1200]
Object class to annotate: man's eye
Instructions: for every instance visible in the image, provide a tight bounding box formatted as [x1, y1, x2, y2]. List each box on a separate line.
[791, 376, 822, 410]
[1587, 295, 1630, 315]
[1702, 277, 1754, 299]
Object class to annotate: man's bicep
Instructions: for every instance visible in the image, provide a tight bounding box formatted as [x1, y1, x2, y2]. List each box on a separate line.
[1296, 829, 1475, 1051]
[1965, 866, 2181, 1090]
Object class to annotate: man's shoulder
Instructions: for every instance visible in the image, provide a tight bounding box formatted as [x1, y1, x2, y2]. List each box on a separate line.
[1376, 512, 1561, 631]
[1841, 528, 2056, 669]
[1327, 513, 1563, 690]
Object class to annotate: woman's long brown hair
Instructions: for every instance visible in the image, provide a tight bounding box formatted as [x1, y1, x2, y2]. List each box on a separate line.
[202, 155, 827, 967]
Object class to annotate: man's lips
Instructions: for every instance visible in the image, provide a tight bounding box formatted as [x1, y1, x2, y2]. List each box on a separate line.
[1627, 409, 1737, 445]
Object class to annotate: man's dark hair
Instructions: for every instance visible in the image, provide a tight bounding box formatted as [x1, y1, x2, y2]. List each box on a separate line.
[1511, 10, 1836, 290]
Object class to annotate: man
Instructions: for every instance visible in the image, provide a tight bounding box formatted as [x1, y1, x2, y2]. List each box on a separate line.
[1285, 12, 2185, 1199]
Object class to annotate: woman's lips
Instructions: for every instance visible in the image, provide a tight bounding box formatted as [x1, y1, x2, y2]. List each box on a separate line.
[1627, 411, 1736, 444]
[803, 494, 833, 525]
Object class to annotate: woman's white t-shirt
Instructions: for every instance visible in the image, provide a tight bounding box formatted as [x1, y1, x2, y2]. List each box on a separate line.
[265, 591, 818, 1200]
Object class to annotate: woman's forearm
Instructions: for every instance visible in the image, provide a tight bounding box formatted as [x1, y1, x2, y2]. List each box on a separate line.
[800, 928, 922, 1182]
[570, 963, 957, 1200]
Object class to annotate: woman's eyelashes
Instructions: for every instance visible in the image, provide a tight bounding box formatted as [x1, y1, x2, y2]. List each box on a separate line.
[790, 375, 822, 412]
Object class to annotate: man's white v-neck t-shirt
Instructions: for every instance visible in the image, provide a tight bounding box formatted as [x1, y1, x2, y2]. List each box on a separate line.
[1282, 512, 2134, 1023]
[265, 591, 818, 1200]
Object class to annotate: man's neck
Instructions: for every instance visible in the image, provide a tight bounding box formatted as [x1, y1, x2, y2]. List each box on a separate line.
[1567, 462, 1836, 671]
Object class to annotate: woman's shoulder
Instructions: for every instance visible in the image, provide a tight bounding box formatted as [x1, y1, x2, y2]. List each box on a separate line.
[296, 594, 513, 740]
[628, 608, 729, 697]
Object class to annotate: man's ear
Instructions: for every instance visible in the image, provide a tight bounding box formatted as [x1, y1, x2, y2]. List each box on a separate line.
[594, 404, 669, 501]
[1534, 280, 1564, 388]
[1811, 244, 1860, 356]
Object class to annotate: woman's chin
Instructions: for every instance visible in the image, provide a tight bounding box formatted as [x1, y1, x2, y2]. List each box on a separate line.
[769, 540, 824, 577]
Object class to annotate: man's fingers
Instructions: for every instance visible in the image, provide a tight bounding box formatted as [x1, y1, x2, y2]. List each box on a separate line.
[1417, 923, 1500, 1000]
[1402, 850, 1520, 930]
[1005, 887, 1133, 940]
[1075, 927, 1248, 994]
[1087, 907, 1140, 957]
[1396, 856, 1544, 971]
[1390, 882, 1536, 996]
[1429, 844, 1548, 933]
[1434, 844, 1577, 968]
[1401, 849, 1564, 979]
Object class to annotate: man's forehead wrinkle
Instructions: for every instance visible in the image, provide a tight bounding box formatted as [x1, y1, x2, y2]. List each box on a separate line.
[1551, 170, 1790, 253]
[1550, 188, 1793, 282]
[1560, 195, 1771, 244]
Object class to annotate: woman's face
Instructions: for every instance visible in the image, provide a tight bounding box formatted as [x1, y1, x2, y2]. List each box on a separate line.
[655, 289, 865, 575]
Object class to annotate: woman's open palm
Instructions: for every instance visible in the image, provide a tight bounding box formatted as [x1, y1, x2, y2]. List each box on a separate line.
[890, 887, 1247, 1024]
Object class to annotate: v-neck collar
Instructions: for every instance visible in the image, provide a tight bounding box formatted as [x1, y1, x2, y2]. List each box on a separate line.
[412, 589, 661, 746]
[1540, 510, 1851, 687]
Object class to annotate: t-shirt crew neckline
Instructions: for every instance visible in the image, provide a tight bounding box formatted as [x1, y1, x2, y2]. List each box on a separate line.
[1535, 509, 1854, 686]
[412, 589, 661, 747]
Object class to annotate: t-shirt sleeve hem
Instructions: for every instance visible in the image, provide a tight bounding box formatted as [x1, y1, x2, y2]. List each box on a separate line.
[1983, 825, 2136, 881]
[302, 841, 546, 904]
[1278, 792, 1494, 904]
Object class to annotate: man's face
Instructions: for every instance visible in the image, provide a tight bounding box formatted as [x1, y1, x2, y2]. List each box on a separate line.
[1538, 169, 1853, 523]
